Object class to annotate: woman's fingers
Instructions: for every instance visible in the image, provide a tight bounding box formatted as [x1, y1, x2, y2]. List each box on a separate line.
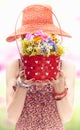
[52, 71, 65, 87]
[56, 71, 64, 79]
[59, 71, 64, 77]
[23, 79, 34, 85]
[19, 69, 26, 78]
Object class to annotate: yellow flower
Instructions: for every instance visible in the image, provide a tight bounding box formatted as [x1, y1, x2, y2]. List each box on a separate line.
[21, 39, 30, 46]
[47, 46, 53, 50]
[30, 51, 37, 56]
[46, 48, 50, 56]
[56, 44, 64, 56]
[50, 34, 58, 43]
[26, 46, 33, 52]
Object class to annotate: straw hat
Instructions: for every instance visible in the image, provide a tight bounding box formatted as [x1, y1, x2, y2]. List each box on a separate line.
[6, 4, 71, 42]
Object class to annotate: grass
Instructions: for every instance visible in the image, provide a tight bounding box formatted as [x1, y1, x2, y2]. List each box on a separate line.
[0, 72, 15, 130]
[65, 78, 80, 130]
[0, 72, 80, 130]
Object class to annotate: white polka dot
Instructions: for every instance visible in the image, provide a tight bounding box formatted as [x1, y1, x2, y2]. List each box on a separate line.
[51, 67, 54, 69]
[54, 72, 56, 75]
[56, 60, 59, 63]
[35, 72, 38, 75]
[24, 60, 27, 63]
[30, 67, 33, 69]
[35, 61, 38, 64]
[45, 72, 49, 75]
[46, 61, 50, 64]
[27, 71, 30, 75]
[41, 67, 44, 70]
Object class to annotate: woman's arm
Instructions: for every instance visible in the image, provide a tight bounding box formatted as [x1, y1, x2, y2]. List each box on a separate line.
[56, 60, 76, 123]
[6, 59, 28, 123]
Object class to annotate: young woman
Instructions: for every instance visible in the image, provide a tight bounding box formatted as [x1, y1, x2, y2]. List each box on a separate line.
[6, 4, 76, 130]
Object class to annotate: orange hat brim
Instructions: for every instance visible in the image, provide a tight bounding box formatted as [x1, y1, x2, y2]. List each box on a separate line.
[6, 24, 72, 42]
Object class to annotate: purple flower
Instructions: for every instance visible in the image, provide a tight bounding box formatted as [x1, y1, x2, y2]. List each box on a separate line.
[34, 30, 43, 36]
[25, 33, 33, 40]
[47, 41, 57, 51]
[42, 47, 47, 52]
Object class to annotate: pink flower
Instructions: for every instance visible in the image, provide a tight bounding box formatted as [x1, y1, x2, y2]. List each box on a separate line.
[34, 30, 49, 41]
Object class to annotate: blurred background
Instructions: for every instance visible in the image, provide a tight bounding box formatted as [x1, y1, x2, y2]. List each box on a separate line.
[0, 0, 80, 130]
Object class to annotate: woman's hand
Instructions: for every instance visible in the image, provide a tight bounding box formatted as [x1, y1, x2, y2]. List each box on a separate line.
[52, 71, 66, 93]
[19, 69, 34, 86]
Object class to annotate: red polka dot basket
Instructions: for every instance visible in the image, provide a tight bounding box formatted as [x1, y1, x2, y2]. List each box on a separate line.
[22, 55, 60, 80]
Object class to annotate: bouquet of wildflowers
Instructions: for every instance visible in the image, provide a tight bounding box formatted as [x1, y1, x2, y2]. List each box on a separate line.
[20, 30, 64, 56]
